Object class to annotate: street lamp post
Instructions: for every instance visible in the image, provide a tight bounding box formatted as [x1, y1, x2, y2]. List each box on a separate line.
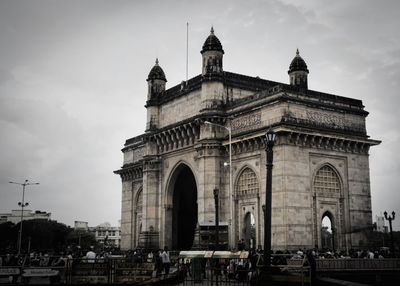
[384, 211, 395, 256]
[213, 188, 220, 286]
[9, 180, 39, 255]
[204, 120, 233, 250]
[263, 128, 276, 269]
[214, 188, 219, 251]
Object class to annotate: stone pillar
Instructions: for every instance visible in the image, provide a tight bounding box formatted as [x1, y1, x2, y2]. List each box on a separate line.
[139, 158, 161, 249]
[196, 143, 222, 224]
[120, 180, 133, 250]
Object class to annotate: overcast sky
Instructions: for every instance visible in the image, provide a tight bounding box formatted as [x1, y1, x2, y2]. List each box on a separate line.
[1, 0, 399, 231]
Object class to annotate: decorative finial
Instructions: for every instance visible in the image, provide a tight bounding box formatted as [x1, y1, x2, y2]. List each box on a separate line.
[296, 48, 299, 56]
[210, 26, 214, 35]
[155, 58, 159, 65]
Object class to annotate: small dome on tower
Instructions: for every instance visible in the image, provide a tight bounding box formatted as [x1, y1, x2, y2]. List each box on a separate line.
[201, 27, 224, 54]
[288, 49, 309, 74]
[147, 58, 167, 81]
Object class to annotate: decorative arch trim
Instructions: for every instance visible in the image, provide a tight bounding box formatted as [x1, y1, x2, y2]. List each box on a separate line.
[234, 165, 260, 198]
[312, 163, 343, 195]
[135, 187, 143, 203]
[165, 160, 198, 206]
[135, 187, 143, 211]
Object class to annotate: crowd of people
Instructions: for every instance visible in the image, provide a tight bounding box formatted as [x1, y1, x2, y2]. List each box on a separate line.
[0, 247, 113, 268]
[0, 245, 397, 285]
[0, 245, 395, 267]
[124, 246, 171, 276]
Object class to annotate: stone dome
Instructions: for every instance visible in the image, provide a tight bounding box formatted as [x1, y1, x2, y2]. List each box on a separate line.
[201, 27, 224, 54]
[147, 58, 167, 81]
[288, 49, 309, 73]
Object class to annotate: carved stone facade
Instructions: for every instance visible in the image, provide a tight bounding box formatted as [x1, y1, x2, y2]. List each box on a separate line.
[115, 28, 380, 251]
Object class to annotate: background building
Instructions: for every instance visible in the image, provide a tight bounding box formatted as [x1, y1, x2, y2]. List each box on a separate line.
[74, 221, 121, 248]
[0, 209, 51, 224]
[115, 28, 380, 251]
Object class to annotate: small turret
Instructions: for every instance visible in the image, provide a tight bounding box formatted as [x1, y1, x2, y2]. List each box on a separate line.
[147, 58, 167, 100]
[201, 27, 224, 75]
[288, 49, 309, 89]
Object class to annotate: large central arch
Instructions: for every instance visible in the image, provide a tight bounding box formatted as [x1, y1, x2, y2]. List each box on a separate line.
[166, 163, 198, 250]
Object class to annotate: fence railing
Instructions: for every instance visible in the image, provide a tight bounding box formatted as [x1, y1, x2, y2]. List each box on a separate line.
[316, 258, 400, 272]
[0, 256, 311, 285]
[2, 256, 399, 284]
[0, 258, 158, 285]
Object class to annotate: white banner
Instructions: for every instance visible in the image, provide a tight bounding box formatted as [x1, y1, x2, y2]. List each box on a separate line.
[0, 268, 20, 275]
[22, 268, 59, 277]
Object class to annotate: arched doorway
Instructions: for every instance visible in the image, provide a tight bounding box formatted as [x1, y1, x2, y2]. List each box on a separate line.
[235, 167, 260, 248]
[313, 164, 343, 250]
[133, 189, 142, 248]
[243, 212, 256, 249]
[171, 165, 198, 250]
[321, 213, 334, 250]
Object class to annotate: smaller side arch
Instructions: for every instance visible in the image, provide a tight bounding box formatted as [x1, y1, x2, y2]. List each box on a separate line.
[321, 211, 335, 250]
[133, 187, 143, 249]
[234, 165, 261, 249]
[312, 163, 345, 250]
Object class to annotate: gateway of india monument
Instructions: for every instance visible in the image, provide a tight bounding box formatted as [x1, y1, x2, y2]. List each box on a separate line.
[115, 28, 380, 251]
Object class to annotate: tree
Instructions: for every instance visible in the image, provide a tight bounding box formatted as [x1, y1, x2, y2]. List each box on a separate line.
[0, 222, 17, 252]
[21, 219, 72, 253]
[66, 229, 98, 251]
[0, 219, 72, 253]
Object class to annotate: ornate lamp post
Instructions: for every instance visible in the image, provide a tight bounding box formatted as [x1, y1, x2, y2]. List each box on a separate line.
[263, 128, 276, 269]
[9, 179, 39, 255]
[384, 211, 395, 256]
[204, 121, 233, 249]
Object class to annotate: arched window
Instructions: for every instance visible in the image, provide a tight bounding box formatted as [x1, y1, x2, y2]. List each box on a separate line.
[314, 165, 340, 193]
[236, 168, 259, 197]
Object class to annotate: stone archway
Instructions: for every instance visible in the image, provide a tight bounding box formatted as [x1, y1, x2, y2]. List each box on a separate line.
[312, 164, 344, 250]
[234, 166, 260, 249]
[166, 164, 198, 250]
[133, 189, 142, 249]
[242, 212, 256, 249]
[321, 213, 334, 250]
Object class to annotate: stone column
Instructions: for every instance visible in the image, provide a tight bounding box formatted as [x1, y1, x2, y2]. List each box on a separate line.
[196, 143, 222, 224]
[139, 157, 161, 249]
[120, 179, 133, 250]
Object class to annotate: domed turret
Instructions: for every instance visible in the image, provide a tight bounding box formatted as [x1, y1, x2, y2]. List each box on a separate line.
[288, 49, 309, 89]
[147, 58, 167, 100]
[201, 27, 224, 75]
[147, 58, 167, 82]
[201, 27, 224, 54]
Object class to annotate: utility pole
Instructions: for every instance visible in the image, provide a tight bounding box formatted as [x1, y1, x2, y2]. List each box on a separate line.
[9, 179, 39, 255]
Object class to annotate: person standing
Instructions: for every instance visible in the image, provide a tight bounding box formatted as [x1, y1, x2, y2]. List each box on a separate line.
[86, 246, 96, 263]
[160, 246, 171, 275]
[155, 250, 163, 277]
